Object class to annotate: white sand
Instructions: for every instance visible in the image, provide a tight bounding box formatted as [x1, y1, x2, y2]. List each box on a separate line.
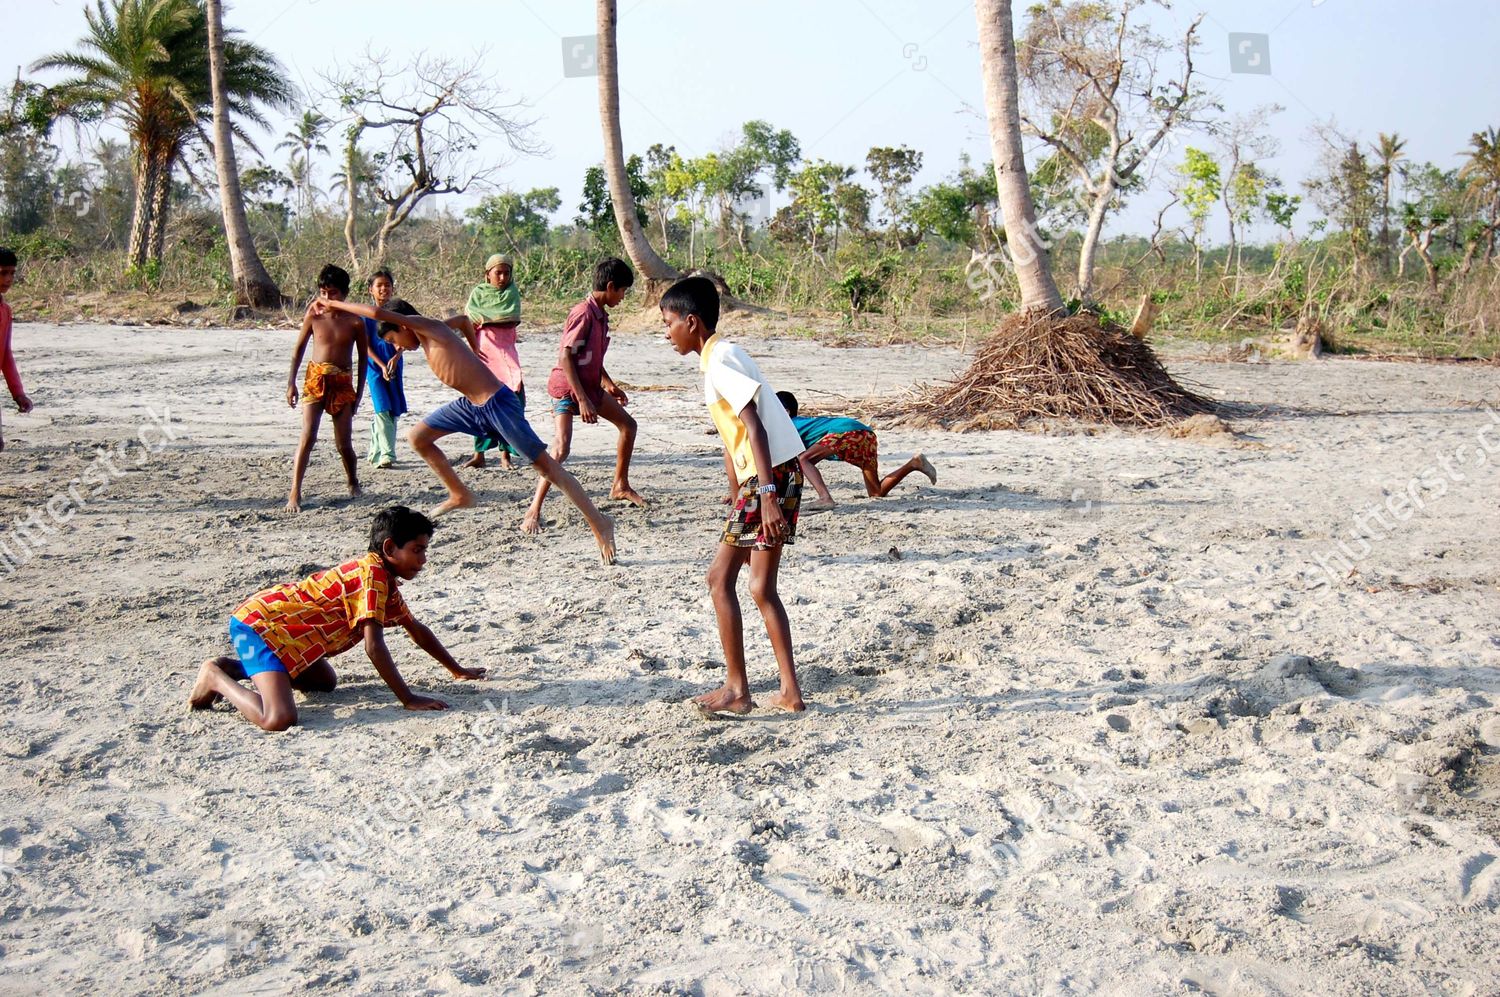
[0, 319, 1496, 994]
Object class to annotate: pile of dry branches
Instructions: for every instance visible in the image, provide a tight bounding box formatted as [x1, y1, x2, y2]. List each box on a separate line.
[888, 311, 1215, 431]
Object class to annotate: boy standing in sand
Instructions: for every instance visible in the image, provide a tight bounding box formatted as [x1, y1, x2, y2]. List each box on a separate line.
[190, 505, 483, 731]
[461, 253, 525, 471]
[363, 269, 410, 469]
[311, 295, 617, 563]
[776, 391, 936, 511]
[286, 264, 367, 511]
[522, 257, 645, 535]
[662, 276, 807, 714]
[0, 247, 34, 453]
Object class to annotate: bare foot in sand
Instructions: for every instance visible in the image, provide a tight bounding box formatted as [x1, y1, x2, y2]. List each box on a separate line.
[610, 485, 649, 508]
[348, 481, 363, 498]
[286, 493, 302, 513]
[591, 514, 617, 564]
[916, 452, 937, 485]
[463, 452, 485, 469]
[806, 497, 836, 513]
[694, 685, 754, 714]
[763, 689, 806, 713]
[500, 454, 515, 471]
[189, 659, 225, 709]
[433, 489, 478, 516]
[520, 512, 543, 535]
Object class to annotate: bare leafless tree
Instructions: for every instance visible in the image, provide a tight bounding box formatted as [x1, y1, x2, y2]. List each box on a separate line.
[324, 50, 542, 269]
[1018, 0, 1211, 303]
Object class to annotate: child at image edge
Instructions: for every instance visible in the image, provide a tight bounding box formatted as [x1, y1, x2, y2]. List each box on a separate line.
[661, 276, 807, 714]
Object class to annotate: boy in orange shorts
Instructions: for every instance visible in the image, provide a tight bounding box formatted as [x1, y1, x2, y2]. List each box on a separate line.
[189, 506, 484, 731]
[776, 391, 935, 511]
[286, 264, 367, 511]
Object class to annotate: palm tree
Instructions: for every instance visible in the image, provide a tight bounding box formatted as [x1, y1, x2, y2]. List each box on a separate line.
[276, 107, 329, 224]
[33, 0, 293, 269]
[596, 0, 678, 287]
[206, 0, 279, 306]
[1372, 132, 1406, 272]
[975, 0, 1063, 313]
[1459, 127, 1500, 263]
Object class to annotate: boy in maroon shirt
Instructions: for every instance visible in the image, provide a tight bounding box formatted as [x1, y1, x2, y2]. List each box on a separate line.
[521, 257, 647, 534]
[0, 247, 34, 452]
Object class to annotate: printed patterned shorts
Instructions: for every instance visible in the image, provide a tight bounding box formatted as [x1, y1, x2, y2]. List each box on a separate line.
[722, 460, 803, 550]
[817, 429, 878, 474]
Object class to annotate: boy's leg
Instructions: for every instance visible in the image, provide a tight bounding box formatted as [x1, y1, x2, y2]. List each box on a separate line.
[701, 543, 754, 713]
[189, 657, 298, 732]
[287, 401, 325, 512]
[332, 406, 361, 496]
[800, 442, 838, 509]
[528, 450, 616, 563]
[870, 453, 937, 497]
[409, 420, 478, 515]
[521, 410, 574, 534]
[748, 545, 804, 712]
[591, 391, 646, 507]
[292, 658, 337, 693]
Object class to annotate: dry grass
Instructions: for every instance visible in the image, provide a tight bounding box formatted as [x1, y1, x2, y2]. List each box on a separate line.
[885, 311, 1216, 431]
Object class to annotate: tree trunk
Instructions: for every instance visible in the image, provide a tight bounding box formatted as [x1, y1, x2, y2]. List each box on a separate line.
[147, 147, 173, 264]
[974, 0, 1064, 314]
[206, 0, 281, 308]
[126, 148, 161, 270]
[343, 128, 362, 273]
[596, 0, 678, 286]
[1075, 184, 1111, 304]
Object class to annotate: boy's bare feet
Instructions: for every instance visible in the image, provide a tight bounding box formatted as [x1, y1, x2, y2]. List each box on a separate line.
[916, 452, 937, 484]
[500, 455, 515, 471]
[286, 493, 302, 513]
[763, 689, 806, 713]
[519, 512, 543, 535]
[591, 514, 617, 564]
[463, 452, 485, 469]
[189, 659, 225, 709]
[433, 488, 478, 516]
[694, 685, 754, 714]
[610, 485, 649, 508]
[806, 497, 836, 512]
[348, 481, 363, 498]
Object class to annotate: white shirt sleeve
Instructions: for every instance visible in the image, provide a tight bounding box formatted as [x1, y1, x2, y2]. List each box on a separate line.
[707, 345, 764, 417]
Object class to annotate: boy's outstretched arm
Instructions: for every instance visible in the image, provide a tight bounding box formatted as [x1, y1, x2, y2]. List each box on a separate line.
[318, 297, 416, 330]
[287, 308, 314, 407]
[361, 620, 450, 711]
[354, 316, 369, 404]
[400, 618, 486, 681]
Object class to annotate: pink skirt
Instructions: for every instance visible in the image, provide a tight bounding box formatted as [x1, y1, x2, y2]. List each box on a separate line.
[475, 323, 523, 391]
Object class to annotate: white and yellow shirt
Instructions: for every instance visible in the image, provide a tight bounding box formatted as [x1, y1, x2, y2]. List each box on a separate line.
[700, 333, 806, 476]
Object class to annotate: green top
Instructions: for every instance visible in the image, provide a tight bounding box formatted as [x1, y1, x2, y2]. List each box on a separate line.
[466, 283, 521, 325]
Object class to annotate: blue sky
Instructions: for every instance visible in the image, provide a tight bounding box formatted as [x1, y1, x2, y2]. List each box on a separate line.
[12, 0, 1500, 244]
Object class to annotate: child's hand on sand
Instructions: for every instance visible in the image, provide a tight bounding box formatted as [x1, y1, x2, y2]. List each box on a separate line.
[402, 694, 450, 711]
[448, 665, 486, 681]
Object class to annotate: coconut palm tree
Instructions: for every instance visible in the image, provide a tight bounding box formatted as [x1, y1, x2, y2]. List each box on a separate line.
[33, 0, 293, 269]
[205, 0, 279, 307]
[975, 0, 1063, 313]
[276, 107, 330, 224]
[1459, 126, 1500, 263]
[1372, 132, 1406, 272]
[596, 0, 677, 286]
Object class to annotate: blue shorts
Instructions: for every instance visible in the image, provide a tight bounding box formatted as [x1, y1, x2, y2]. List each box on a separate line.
[551, 395, 581, 416]
[421, 387, 546, 463]
[229, 617, 288, 678]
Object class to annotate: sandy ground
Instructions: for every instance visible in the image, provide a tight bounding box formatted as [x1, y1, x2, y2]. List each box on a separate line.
[0, 317, 1497, 995]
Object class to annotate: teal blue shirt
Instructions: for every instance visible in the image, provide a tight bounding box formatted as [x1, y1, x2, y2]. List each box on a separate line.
[791, 414, 870, 448]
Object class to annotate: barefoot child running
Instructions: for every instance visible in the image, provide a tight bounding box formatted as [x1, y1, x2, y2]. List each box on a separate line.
[363, 269, 410, 469]
[662, 276, 807, 714]
[460, 253, 525, 471]
[522, 257, 645, 534]
[0, 247, 34, 453]
[312, 296, 617, 564]
[776, 391, 936, 511]
[189, 506, 484, 732]
[286, 264, 367, 511]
